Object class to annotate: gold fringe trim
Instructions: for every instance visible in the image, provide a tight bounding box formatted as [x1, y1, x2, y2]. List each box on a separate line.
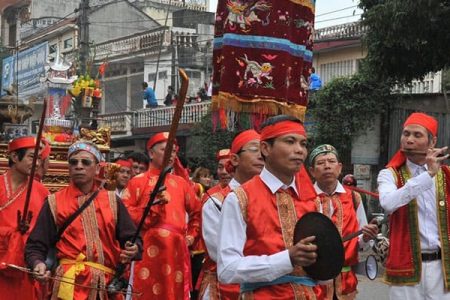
[212, 92, 307, 122]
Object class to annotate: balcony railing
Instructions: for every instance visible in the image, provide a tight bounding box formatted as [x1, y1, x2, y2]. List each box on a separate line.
[135, 101, 210, 128]
[98, 101, 211, 136]
[314, 21, 367, 41]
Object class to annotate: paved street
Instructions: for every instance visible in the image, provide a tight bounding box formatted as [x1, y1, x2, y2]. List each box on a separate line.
[356, 274, 389, 300]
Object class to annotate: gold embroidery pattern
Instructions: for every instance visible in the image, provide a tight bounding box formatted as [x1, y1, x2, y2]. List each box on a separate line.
[0, 174, 27, 212]
[47, 194, 57, 224]
[50, 266, 65, 300]
[107, 191, 118, 223]
[78, 192, 106, 299]
[234, 187, 248, 222]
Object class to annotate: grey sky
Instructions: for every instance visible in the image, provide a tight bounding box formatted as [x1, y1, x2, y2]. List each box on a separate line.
[207, 0, 362, 29]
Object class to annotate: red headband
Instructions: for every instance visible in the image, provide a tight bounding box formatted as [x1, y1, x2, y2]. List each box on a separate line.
[260, 120, 306, 141]
[116, 159, 132, 168]
[231, 130, 261, 154]
[386, 112, 438, 168]
[216, 149, 231, 160]
[403, 112, 438, 136]
[147, 132, 169, 150]
[8, 136, 36, 152]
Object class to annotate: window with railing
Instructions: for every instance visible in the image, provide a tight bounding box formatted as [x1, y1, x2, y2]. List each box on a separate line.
[320, 60, 356, 85]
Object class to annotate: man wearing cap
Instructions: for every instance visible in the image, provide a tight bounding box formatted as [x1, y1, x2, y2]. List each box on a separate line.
[309, 144, 378, 299]
[217, 115, 321, 299]
[205, 149, 232, 196]
[377, 112, 450, 299]
[122, 132, 201, 299]
[113, 158, 132, 197]
[25, 141, 142, 300]
[0, 136, 49, 300]
[199, 130, 264, 299]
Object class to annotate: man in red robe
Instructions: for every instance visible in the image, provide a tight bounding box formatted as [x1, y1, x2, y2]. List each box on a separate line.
[378, 112, 450, 299]
[205, 149, 232, 196]
[25, 141, 141, 300]
[200, 130, 264, 299]
[0, 136, 49, 300]
[113, 158, 132, 198]
[217, 115, 321, 299]
[309, 144, 378, 299]
[122, 132, 202, 300]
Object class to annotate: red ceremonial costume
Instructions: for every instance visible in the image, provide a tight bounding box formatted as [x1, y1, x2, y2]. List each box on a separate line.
[234, 174, 319, 299]
[122, 168, 201, 299]
[317, 188, 360, 299]
[0, 136, 50, 300]
[382, 113, 450, 287]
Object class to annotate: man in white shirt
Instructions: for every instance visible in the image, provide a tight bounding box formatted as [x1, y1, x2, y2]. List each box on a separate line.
[217, 115, 320, 299]
[377, 112, 450, 299]
[309, 144, 378, 299]
[200, 129, 263, 300]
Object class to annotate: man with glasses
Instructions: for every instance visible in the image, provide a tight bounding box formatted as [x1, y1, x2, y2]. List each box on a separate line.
[308, 144, 378, 299]
[0, 136, 49, 300]
[122, 132, 201, 299]
[199, 129, 263, 300]
[25, 141, 141, 299]
[217, 115, 320, 299]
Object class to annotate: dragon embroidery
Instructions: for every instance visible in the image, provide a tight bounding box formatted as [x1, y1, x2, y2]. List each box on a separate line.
[224, 0, 272, 31]
[240, 54, 274, 86]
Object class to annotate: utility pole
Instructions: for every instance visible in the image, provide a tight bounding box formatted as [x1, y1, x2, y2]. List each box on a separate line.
[78, 0, 89, 75]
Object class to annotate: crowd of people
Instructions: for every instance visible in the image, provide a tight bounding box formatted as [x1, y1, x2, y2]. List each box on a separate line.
[0, 112, 448, 300]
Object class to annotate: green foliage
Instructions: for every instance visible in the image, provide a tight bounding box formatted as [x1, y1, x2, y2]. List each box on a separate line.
[189, 110, 236, 172]
[308, 73, 392, 157]
[359, 0, 450, 84]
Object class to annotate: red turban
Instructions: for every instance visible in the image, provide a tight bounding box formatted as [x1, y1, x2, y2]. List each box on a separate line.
[216, 149, 231, 160]
[116, 159, 132, 168]
[403, 112, 438, 137]
[386, 112, 438, 168]
[260, 120, 306, 141]
[8, 136, 36, 152]
[147, 132, 169, 150]
[230, 130, 260, 154]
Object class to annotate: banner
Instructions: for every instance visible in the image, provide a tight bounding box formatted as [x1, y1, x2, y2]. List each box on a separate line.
[1, 42, 48, 98]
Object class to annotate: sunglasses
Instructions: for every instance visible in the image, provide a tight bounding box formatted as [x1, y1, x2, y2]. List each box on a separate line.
[68, 158, 94, 167]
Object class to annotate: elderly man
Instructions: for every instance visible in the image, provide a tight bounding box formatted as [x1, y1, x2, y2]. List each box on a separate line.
[25, 141, 141, 300]
[377, 112, 450, 300]
[122, 132, 201, 300]
[200, 130, 264, 299]
[217, 115, 320, 299]
[308, 144, 378, 299]
[0, 136, 49, 300]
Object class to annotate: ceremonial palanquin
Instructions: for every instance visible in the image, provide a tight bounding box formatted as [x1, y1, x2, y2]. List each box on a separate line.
[212, 0, 315, 129]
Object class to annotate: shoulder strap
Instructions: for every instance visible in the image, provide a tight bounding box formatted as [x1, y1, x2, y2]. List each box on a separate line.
[351, 190, 361, 212]
[55, 189, 100, 241]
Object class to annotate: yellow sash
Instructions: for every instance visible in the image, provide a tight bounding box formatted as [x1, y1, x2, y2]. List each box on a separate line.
[57, 253, 115, 300]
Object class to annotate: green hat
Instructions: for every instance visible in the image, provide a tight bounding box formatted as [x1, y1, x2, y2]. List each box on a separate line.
[309, 144, 339, 166]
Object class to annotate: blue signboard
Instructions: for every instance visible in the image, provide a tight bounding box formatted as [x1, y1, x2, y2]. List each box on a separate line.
[1, 42, 48, 97]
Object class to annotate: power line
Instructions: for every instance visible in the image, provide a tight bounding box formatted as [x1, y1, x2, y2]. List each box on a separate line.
[315, 5, 358, 18]
[315, 14, 362, 24]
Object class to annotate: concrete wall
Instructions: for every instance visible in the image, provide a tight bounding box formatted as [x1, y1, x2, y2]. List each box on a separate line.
[89, 1, 159, 44]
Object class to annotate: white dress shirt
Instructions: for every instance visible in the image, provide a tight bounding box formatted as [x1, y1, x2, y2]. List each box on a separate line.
[217, 167, 298, 284]
[314, 181, 369, 250]
[202, 178, 241, 263]
[378, 159, 440, 252]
